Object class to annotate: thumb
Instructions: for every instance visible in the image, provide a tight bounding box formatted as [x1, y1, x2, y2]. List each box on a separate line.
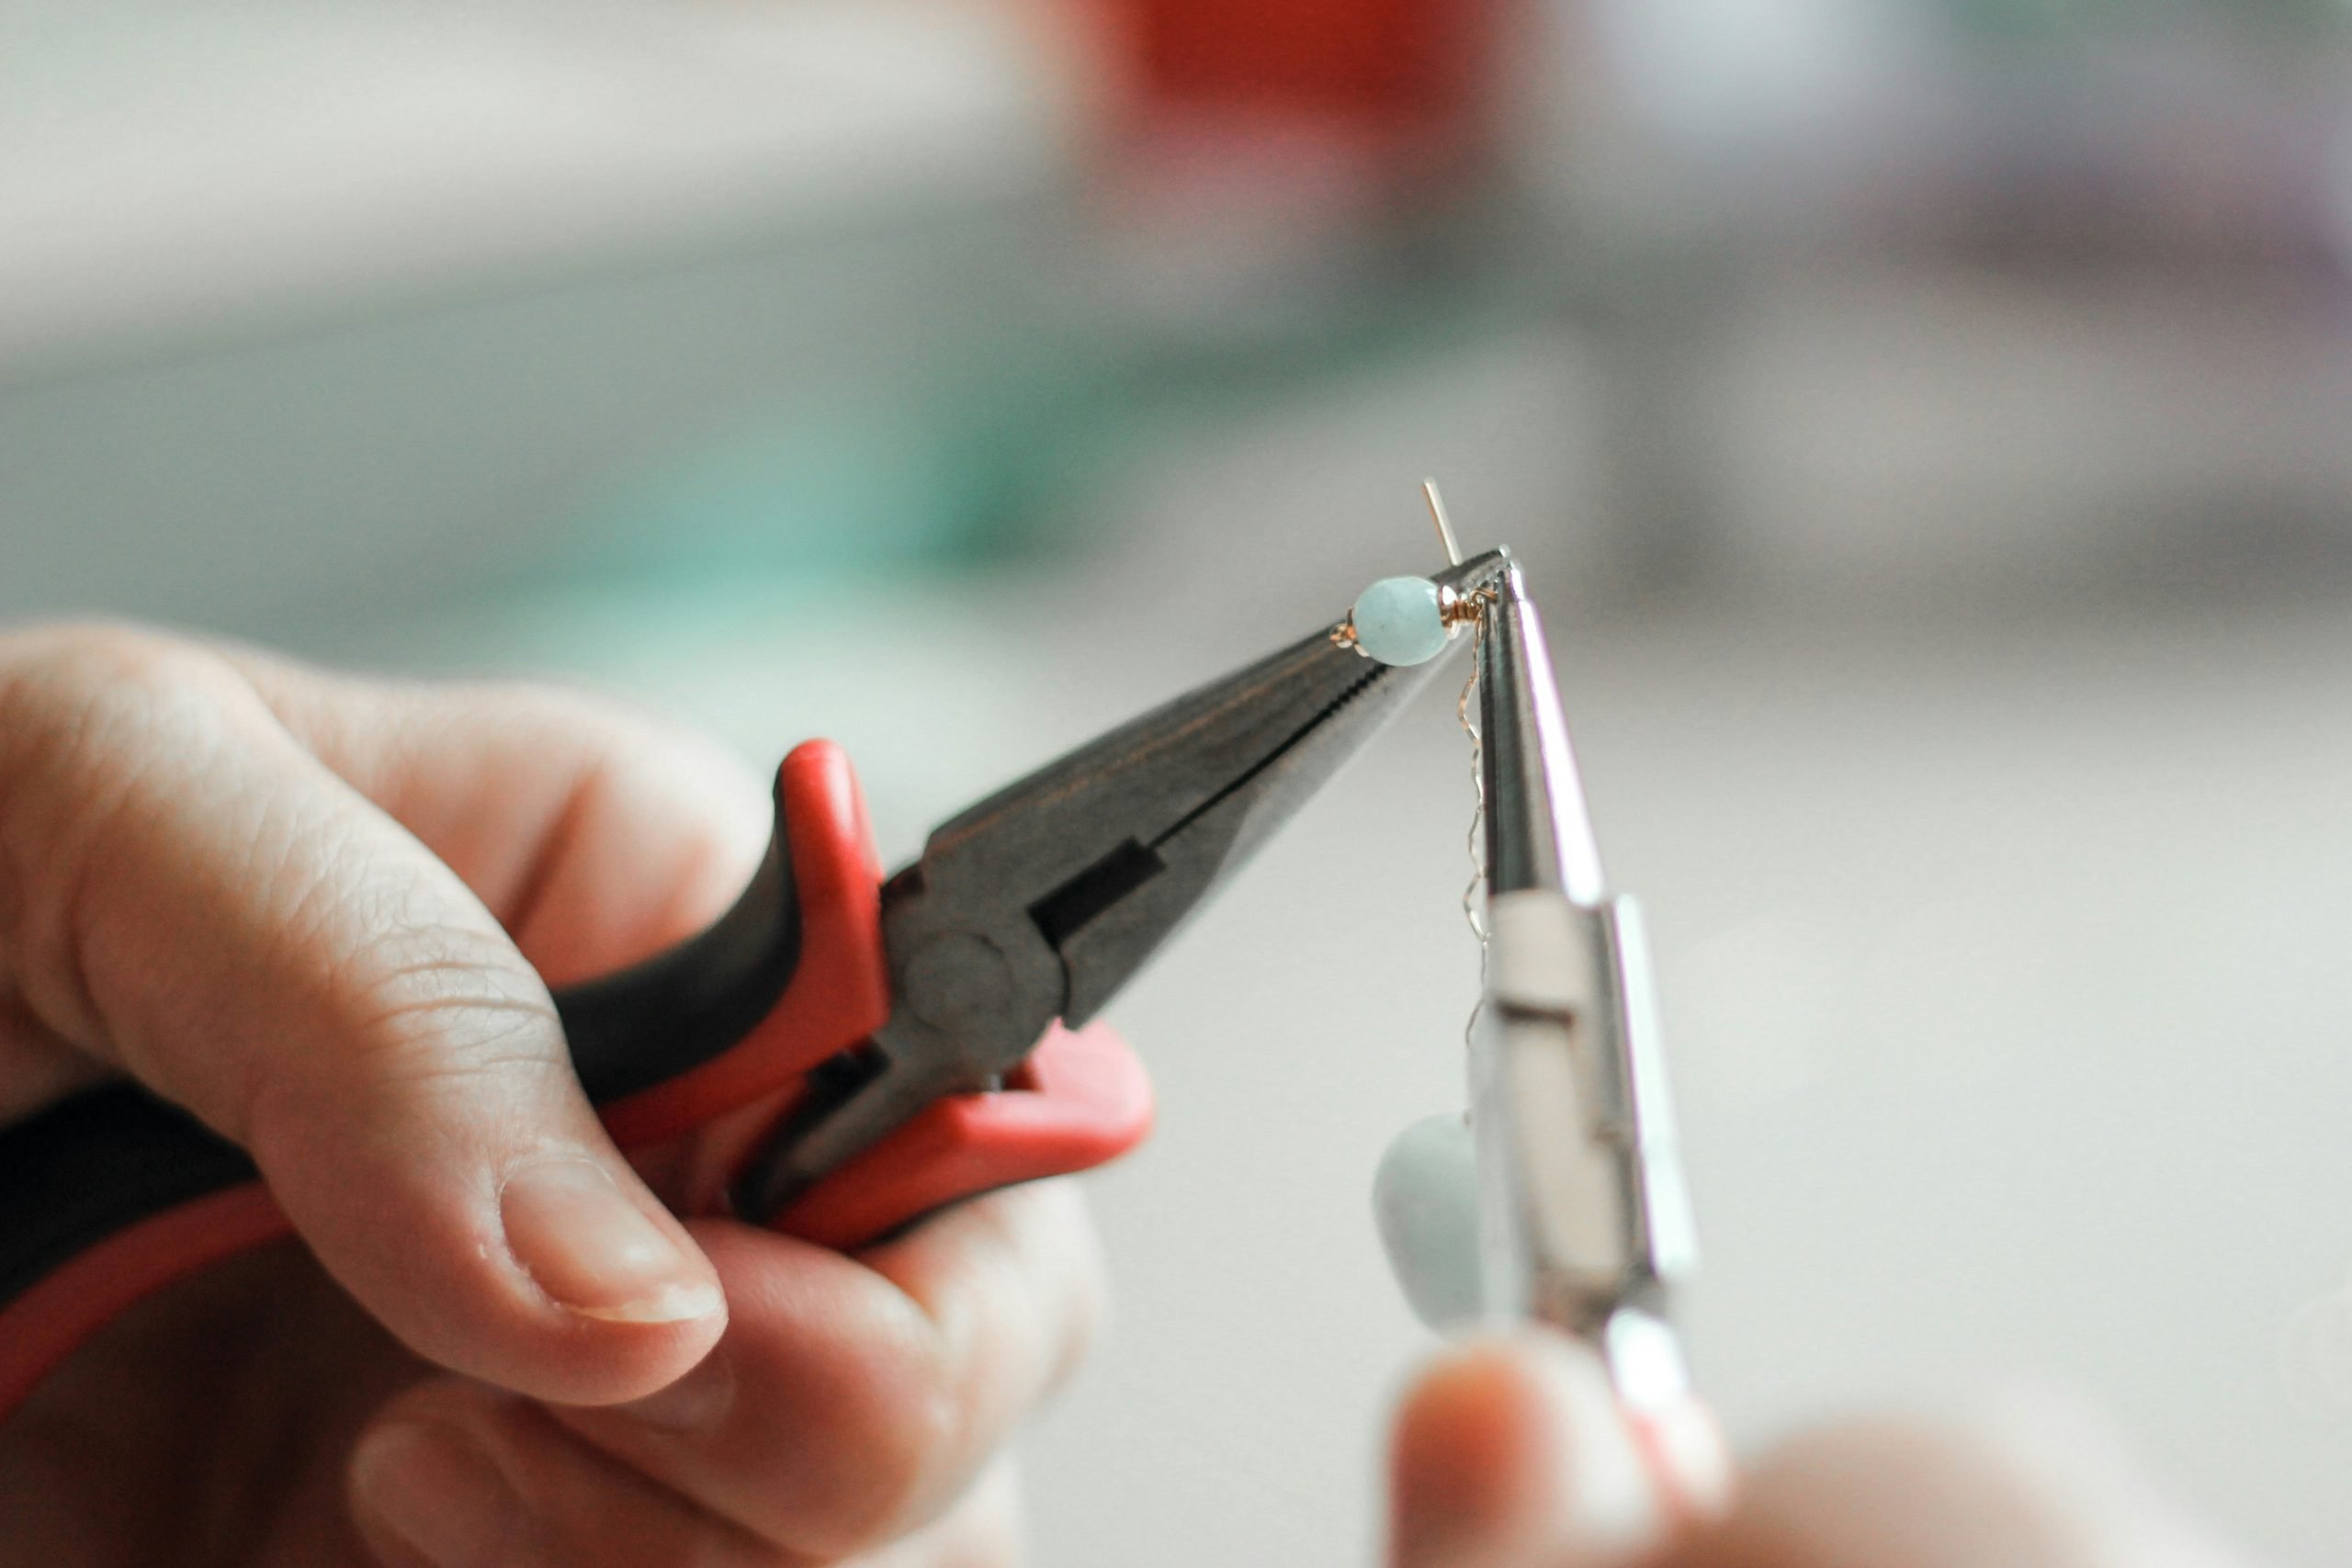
[1389, 1334, 1667, 1568]
[0, 630, 723, 1405]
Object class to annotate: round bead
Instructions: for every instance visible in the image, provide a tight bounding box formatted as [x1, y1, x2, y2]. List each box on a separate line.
[1350, 576, 1450, 666]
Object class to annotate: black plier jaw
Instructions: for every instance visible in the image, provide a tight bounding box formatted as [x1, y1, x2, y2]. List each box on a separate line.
[736, 551, 1513, 1216]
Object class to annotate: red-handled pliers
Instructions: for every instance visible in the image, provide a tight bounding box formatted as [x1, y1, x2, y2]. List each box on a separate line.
[0, 551, 1504, 1424]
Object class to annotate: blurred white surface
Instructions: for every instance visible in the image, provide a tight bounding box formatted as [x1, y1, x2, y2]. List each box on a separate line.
[0, 0, 1063, 369]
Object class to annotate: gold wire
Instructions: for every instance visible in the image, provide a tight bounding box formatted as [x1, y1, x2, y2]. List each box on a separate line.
[1458, 610, 1489, 1049]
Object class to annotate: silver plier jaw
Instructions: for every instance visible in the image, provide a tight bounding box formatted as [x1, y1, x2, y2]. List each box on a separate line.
[1472, 557, 1700, 1408]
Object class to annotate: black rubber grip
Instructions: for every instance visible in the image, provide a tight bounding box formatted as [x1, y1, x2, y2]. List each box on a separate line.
[0, 1085, 254, 1309]
[559, 818, 799, 1103]
[0, 802, 802, 1316]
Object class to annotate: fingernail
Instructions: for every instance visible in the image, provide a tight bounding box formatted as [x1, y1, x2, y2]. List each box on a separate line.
[615, 1347, 737, 1434]
[500, 1156, 720, 1324]
[350, 1421, 524, 1568]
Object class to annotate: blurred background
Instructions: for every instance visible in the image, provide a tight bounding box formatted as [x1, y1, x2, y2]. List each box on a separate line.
[9, 0, 2352, 1560]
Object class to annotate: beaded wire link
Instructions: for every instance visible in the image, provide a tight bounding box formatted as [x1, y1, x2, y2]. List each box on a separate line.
[1458, 618, 1487, 942]
[1332, 479, 1495, 1050]
[1420, 477, 1492, 1051]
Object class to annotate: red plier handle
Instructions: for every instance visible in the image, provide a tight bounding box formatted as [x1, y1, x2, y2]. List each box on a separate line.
[0, 739, 1153, 1422]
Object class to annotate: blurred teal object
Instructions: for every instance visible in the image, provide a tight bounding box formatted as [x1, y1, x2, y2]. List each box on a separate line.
[577, 403, 983, 582]
[563, 329, 1112, 587]
[556, 265, 1520, 596]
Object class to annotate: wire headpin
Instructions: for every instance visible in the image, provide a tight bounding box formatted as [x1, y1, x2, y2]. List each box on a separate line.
[1424, 479, 1464, 567]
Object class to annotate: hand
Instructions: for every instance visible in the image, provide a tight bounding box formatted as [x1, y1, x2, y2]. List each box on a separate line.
[0, 625, 1104, 1566]
[1385, 1333, 2256, 1568]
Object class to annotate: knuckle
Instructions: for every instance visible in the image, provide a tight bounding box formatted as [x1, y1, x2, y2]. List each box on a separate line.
[0, 624, 255, 1041]
[954, 1183, 1110, 1401]
[478, 680, 759, 793]
[1026, 1183, 1111, 1390]
[839, 1377, 965, 1555]
[808, 1191, 1104, 1557]
[239, 915, 564, 1153]
[785, 1330, 964, 1560]
[338, 915, 548, 1019]
[0, 626, 253, 824]
[458, 681, 662, 761]
[4, 623, 242, 726]
[437, 681, 760, 823]
[332, 933, 560, 1075]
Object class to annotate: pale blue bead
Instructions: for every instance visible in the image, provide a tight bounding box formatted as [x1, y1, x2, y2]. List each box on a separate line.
[1374, 1112, 1485, 1329]
[1351, 576, 1449, 666]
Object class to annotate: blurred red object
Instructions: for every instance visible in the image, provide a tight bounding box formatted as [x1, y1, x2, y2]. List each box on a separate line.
[1094, 0, 1498, 181]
